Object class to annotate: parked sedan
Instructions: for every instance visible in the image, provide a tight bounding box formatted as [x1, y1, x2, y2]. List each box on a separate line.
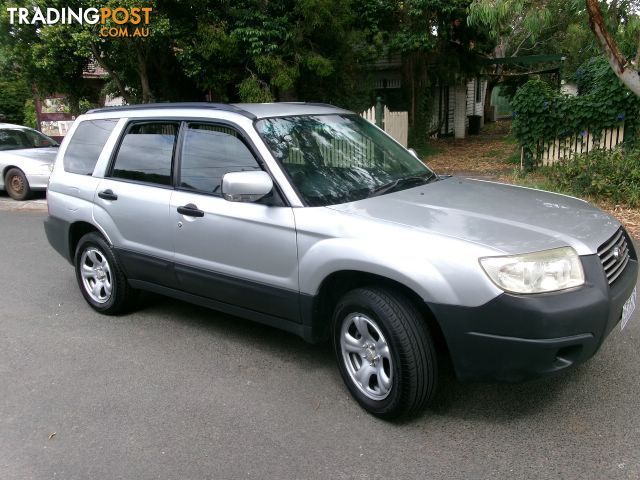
[0, 123, 59, 200]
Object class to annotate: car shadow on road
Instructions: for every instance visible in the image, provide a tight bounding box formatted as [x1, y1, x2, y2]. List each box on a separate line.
[0, 190, 47, 200]
[134, 291, 585, 423]
[135, 291, 335, 369]
[423, 364, 581, 422]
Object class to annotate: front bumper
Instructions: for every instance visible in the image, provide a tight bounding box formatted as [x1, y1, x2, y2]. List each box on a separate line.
[429, 253, 638, 382]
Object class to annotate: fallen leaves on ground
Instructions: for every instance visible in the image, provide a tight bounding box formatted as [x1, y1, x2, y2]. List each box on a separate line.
[601, 203, 640, 239]
[425, 121, 518, 176]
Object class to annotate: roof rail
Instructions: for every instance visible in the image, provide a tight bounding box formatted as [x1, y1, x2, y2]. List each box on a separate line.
[301, 102, 340, 108]
[86, 102, 256, 120]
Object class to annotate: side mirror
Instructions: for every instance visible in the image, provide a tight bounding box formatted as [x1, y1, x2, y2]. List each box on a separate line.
[408, 148, 419, 159]
[222, 170, 273, 203]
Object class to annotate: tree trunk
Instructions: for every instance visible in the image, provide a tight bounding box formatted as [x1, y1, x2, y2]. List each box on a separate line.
[481, 40, 507, 122]
[136, 48, 154, 103]
[586, 0, 640, 97]
[67, 95, 80, 116]
[90, 44, 132, 104]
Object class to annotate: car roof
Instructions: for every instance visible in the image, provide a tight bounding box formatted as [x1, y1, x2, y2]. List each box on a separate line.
[86, 102, 352, 120]
[0, 123, 33, 130]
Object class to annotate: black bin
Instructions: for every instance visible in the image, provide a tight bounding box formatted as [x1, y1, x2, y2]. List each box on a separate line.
[468, 115, 482, 135]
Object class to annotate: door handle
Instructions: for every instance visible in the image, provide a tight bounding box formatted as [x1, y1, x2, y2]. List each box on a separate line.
[177, 203, 204, 217]
[98, 189, 118, 201]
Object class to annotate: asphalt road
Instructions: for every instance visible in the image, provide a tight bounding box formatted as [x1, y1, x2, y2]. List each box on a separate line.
[1, 209, 639, 480]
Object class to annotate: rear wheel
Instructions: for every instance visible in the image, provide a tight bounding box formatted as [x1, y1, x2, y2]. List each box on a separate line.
[74, 232, 136, 314]
[5, 168, 32, 200]
[333, 287, 437, 419]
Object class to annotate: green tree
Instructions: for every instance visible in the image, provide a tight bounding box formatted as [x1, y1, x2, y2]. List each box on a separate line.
[469, 0, 640, 97]
[354, 0, 490, 137]
[586, 0, 640, 96]
[0, 0, 95, 114]
[0, 77, 30, 124]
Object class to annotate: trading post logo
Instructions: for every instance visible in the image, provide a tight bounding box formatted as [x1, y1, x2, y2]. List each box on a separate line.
[6, 6, 152, 38]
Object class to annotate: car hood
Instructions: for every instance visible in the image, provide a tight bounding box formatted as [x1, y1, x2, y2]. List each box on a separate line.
[1, 147, 58, 164]
[327, 177, 620, 256]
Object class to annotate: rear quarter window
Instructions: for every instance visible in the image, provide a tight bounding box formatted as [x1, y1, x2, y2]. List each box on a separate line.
[63, 119, 118, 175]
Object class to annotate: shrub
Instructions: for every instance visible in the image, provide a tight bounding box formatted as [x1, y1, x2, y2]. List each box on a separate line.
[543, 147, 640, 207]
[511, 57, 640, 167]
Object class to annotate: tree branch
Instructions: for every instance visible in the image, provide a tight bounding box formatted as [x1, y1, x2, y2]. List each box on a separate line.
[510, 31, 532, 57]
[89, 43, 132, 104]
[586, 0, 640, 96]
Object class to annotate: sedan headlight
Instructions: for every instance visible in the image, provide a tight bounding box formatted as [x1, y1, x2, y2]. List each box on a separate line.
[480, 247, 584, 294]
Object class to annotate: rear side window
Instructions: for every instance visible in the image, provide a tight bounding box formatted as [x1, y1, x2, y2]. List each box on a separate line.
[111, 122, 179, 186]
[179, 124, 260, 195]
[63, 119, 117, 175]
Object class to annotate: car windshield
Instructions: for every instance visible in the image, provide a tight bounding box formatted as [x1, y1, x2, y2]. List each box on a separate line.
[256, 114, 436, 206]
[0, 128, 59, 151]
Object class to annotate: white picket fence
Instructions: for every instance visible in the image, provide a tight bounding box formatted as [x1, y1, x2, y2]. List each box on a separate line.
[361, 105, 377, 124]
[361, 106, 409, 147]
[524, 123, 625, 167]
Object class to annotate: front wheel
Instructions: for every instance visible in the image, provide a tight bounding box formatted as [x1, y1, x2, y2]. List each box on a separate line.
[5, 167, 32, 200]
[333, 287, 438, 419]
[74, 232, 136, 315]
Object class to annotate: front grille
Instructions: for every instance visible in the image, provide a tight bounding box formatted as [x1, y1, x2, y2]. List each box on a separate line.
[597, 228, 630, 285]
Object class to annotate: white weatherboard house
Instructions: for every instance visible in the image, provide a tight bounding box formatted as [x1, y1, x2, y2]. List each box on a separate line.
[429, 77, 488, 139]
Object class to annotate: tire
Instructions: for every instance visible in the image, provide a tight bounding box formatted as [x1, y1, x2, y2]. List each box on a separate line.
[332, 287, 438, 419]
[74, 232, 136, 315]
[5, 167, 32, 200]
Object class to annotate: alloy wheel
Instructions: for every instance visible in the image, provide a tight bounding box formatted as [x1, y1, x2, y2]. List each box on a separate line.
[79, 247, 113, 304]
[339, 312, 393, 400]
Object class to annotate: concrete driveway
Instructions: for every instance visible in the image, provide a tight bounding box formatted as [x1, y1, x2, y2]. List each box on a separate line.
[1, 209, 639, 479]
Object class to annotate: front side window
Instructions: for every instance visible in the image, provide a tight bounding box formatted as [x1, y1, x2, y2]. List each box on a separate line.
[63, 119, 116, 175]
[111, 122, 178, 186]
[179, 123, 260, 195]
[256, 114, 435, 206]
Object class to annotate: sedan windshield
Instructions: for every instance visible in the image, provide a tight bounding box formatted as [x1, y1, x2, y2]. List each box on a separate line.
[0, 128, 58, 151]
[256, 114, 436, 206]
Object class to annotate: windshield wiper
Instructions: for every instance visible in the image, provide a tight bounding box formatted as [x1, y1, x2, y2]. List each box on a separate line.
[369, 172, 437, 198]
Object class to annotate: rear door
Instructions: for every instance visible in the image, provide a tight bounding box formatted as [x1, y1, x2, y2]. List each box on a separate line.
[170, 122, 300, 321]
[93, 121, 179, 286]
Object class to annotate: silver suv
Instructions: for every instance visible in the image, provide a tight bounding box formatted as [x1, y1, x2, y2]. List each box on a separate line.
[45, 103, 638, 418]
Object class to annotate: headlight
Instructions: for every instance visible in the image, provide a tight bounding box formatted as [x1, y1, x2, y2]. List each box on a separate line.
[480, 247, 584, 294]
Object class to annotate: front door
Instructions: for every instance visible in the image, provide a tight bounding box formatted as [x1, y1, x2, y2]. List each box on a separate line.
[170, 122, 299, 321]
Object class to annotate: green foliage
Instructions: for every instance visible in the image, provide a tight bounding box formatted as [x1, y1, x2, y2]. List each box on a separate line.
[468, 0, 637, 84]
[543, 147, 640, 207]
[237, 75, 274, 103]
[468, 0, 552, 41]
[0, 77, 30, 124]
[0, 0, 492, 122]
[22, 99, 36, 129]
[512, 57, 640, 167]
